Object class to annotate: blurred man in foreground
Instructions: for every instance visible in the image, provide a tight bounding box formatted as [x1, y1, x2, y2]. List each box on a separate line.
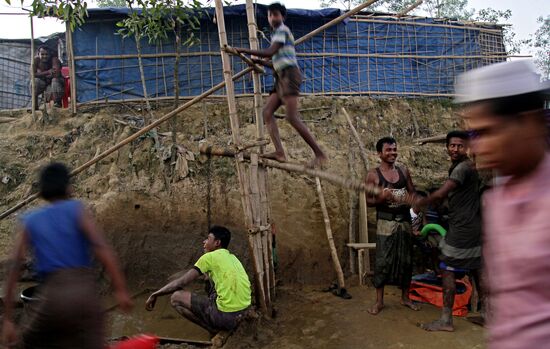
[456, 60, 550, 349]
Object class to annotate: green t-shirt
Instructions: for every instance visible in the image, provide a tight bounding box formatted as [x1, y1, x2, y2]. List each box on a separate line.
[194, 249, 251, 312]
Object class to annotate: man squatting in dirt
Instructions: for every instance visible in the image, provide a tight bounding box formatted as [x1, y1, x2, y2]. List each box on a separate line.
[233, 2, 328, 168]
[365, 137, 420, 315]
[146, 226, 252, 334]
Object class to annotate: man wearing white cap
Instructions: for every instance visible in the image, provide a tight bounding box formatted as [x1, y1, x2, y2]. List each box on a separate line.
[456, 60, 550, 348]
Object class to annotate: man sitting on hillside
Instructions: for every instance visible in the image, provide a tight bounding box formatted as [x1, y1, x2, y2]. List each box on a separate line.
[145, 226, 251, 333]
[32, 46, 64, 109]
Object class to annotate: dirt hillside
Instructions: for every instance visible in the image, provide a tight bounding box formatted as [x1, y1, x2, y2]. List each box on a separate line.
[0, 96, 461, 288]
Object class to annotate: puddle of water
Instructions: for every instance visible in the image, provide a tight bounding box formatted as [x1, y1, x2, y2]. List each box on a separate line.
[106, 292, 210, 342]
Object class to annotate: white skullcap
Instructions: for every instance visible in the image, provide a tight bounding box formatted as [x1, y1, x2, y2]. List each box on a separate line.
[454, 59, 550, 104]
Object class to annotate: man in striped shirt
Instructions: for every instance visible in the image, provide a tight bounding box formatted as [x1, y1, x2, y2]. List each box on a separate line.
[234, 3, 327, 168]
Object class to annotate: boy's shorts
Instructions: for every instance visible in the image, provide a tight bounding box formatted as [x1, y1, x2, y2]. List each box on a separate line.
[270, 66, 303, 99]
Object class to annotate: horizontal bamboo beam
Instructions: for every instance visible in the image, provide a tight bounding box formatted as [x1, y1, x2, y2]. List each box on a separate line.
[349, 17, 504, 34]
[296, 52, 519, 59]
[199, 143, 380, 194]
[74, 51, 219, 61]
[415, 134, 446, 144]
[0, 67, 254, 221]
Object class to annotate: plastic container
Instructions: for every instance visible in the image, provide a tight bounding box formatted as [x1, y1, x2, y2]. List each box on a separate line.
[110, 334, 159, 349]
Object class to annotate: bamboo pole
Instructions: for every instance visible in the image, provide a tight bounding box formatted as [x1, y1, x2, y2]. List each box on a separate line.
[341, 108, 369, 173]
[0, 67, 254, 221]
[347, 133, 357, 274]
[199, 144, 381, 195]
[349, 17, 504, 34]
[397, 0, 423, 17]
[246, 0, 274, 305]
[73, 51, 220, 60]
[214, 0, 267, 313]
[66, 24, 78, 115]
[30, 16, 36, 121]
[294, 0, 382, 46]
[315, 177, 345, 289]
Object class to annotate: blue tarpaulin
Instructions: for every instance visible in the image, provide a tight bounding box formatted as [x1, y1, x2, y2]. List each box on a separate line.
[72, 4, 505, 103]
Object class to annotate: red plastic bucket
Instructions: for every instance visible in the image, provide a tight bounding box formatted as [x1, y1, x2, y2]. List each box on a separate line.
[110, 334, 159, 349]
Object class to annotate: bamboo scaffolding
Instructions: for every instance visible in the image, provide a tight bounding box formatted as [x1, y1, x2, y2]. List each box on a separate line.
[315, 177, 345, 289]
[1, 0, 389, 218]
[214, 0, 268, 313]
[246, 0, 274, 306]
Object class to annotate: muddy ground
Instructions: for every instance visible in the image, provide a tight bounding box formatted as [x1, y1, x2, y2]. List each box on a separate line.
[0, 97, 482, 347]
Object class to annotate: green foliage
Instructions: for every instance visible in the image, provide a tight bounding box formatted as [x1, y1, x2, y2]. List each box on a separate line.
[523, 16, 550, 79]
[96, 0, 127, 7]
[12, 0, 89, 31]
[116, 0, 204, 47]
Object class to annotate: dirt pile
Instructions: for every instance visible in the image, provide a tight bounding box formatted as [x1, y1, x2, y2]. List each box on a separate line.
[0, 96, 461, 287]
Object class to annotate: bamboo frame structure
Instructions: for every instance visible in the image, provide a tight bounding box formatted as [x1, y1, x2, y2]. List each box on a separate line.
[214, 0, 270, 313]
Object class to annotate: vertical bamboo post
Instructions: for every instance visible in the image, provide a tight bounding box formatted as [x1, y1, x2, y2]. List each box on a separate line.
[66, 23, 77, 115]
[246, 0, 275, 305]
[30, 16, 36, 121]
[315, 177, 345, 289]
[214, 0, 267, 312]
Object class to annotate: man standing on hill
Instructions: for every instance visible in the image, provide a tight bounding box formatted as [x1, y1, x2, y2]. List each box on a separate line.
[146, 226, 251, 334]
[366, 137, 419, 315]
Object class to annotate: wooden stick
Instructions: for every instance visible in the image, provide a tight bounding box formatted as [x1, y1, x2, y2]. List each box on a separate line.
[66, 22, 77, 115]
[223, 45, 265, 74]
[315, 177, 345, 289]
[397, 0, 423, 17]
[0, 67, 254, 221]
[30, 16, 36, 122]
[199, 144, 381, 195]
[341, 108, 369, 173]
[294, 0, 383, 45]
[415, 134, 446, 144]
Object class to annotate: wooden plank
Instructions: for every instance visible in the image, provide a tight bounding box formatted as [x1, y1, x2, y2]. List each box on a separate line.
[347, 242, 376, 249]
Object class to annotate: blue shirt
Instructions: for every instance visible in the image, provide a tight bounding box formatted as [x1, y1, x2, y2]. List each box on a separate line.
[22, 199, 92, 279]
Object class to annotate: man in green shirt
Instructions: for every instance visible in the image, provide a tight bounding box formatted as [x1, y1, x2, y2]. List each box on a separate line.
[145, 226, 251, 333]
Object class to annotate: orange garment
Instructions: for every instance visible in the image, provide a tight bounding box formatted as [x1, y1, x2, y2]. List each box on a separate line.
[408, 277, 472, 317]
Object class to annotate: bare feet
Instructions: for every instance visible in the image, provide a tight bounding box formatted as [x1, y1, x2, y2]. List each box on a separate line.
[367, 302, 384, 315]
[419, 319, 454, 332]
[401, 299, 420, 311]
[261, 152, 287, 163]
[307, 153, 328, 169]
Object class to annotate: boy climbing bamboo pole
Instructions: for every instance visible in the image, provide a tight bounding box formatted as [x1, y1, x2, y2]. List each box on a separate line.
[232, 2, 328, 168]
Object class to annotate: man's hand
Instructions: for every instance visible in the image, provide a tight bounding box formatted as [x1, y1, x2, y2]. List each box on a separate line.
[380, 188, 394, 202]
[115, 289, 134, 313]
[2, 319, 18, 348]
[145, 293, 158, 311]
